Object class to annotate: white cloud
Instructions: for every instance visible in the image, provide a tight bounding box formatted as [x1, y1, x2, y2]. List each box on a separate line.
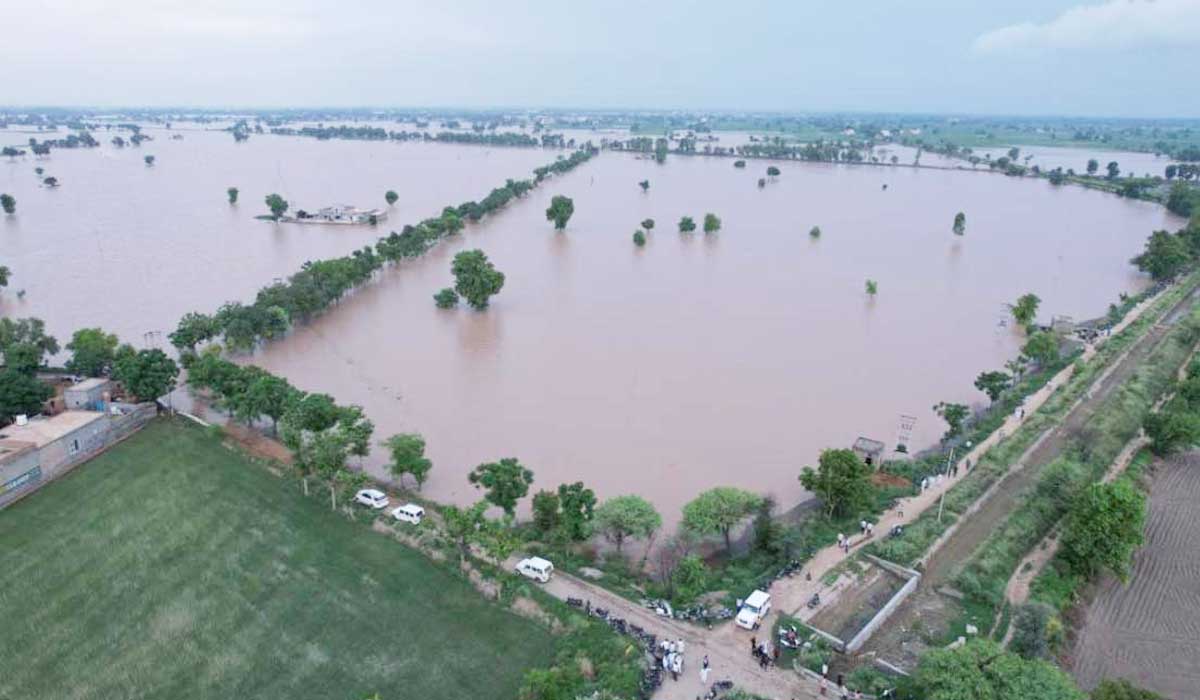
[974, 0, 1200, 53]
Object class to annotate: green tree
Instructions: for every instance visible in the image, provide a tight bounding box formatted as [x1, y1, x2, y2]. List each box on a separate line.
[974, 370, 1012, 402]
[638, 180, 650, 192]
[434, 287, 459, 309]
[593, 495, 661, 553]
[65, 327, 119, 377]
[0, 369, 53, 422]
[766, 165, 781, 179]
[865, 279, 878, 296]
[757, 177, 766, 188]
[681, 487, 763, 554]
[673, 554, 709, 603]
[953, 211, 966, 236]
[545, 195, 575, 230]
[265, 193, 289, 220]
[443, 501, 488, 561]
[531, 490, 561, 534]
[933, 401, 970, 441]
[1008, 147, 1020, 162]
[557, 481, 596, 541]
[733, 160, 746, 168]
[1131, 230, 1191, 281]
[0, 265, 9, 288]
[0, 193, 14, 214]
[468, 457, 534, 517]
[1010, 602, 1060, 660]
[111, 346, 179, 402]
[144, 155, 155, 166]
[451, 249, 505, 310]
[1010, 293, 1042, 328]
[798, 448, 876, 518]
[227, 187, 238, 204]
[1106, 161, 1120, 180]
[385, 190, 399, 206]
[912, 639, 1083, 700]
[1087, 159, 1099, 176]
[640, 218, 655, 230]
[703, 213, 722, 233]
[1023, 331, 1060, 367]
[238, 372, 297, 435]
[809, 226, 821, 239]
[678, 216, 696, 233]
[1143, 407, 1200, 456]
[1090, 679, 1165, 700]
[1061, 479, 1147, 583]
[0, 317, 60, 375]
[169, 312, 219, 352]
[307, 428, 351, 511]
[383, 433, 433, 490]
[632, 230, 646, 247]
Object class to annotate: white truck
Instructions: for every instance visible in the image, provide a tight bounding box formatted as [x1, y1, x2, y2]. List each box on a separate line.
[515, 557, 555, 583]
[735, 589, 772, 630]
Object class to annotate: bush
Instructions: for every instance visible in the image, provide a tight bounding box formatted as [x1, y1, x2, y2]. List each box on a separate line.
[433, 287, 459, 309]
[1010, 602, 1059, 659]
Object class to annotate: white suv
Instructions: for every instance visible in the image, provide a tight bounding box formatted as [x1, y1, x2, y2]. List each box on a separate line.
[354, 489, 389, 510]
[515, 557, 555, 583]
[735, 589, 771, 630]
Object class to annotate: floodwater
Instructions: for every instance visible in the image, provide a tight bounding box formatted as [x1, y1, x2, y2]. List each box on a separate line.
[972, 145, 1178, 178]
[245, 151, 1181, 524]
[0, 129, 555, 347]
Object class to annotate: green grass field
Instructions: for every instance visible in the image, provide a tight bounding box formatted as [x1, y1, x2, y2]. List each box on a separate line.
[0, 418, 553, 700]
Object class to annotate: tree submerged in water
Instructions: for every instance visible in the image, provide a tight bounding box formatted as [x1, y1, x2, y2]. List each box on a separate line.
[809, 225, 821, 239]
[865, 279, 878, 296]
[703, 213, 721, 233]
[433, 287, 459, 309]
[0, 193, 14, 214]
[641, 218, 655, 231]
[227, 187, 238, 204]
[265, 193, 288, 220]
[678, 216, 696, 233]
[451, 249, 505, 310]
[385, 190, 399, 206]
[545, 195, 575, 230]
[633, 230, 646, 247]
[953, 211, 966, 236]
[638, 180, 649, 192]
[144, 155, 155, 166]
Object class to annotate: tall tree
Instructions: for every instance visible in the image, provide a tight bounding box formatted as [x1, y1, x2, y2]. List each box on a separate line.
[265, 193, 289, 220]
[227, 187, 238, 204]
[238, 372, 297, 435]
[557, 481, 596, 541]
[0, 317, 59, 375]
[912, 639, 1084, 700]
[1106, 161, 1120, 180]
[545, 195, 575, 230]
[593, 495, 661, 554]
[451, 249, 506, 309]
[1061, 479, 1147, 583]
[953, 211, 966, 236]
[443, 501, 488, 561]
[1132, 230, 1190, 281]
[0, 369, 52, 422]
[678, 216, 697, 233]
[974, 370, 1012, 402]
[1023, 331, 1060, 367]
[681, 487, 762, 554]
[798, 448, 876, 518]
[933, 401, 970, 441]
[383, 433, 433, 490]
[65, 327, 119, 377]
[531, 490, 561, 534]
[703, 213, 722, 233]
[385, 190, 399, 206]
[0, 193, 15, 214]
[1010, 293, 1042, 328]
[468, 457, 534, 517]
[111, 346, 179, 402]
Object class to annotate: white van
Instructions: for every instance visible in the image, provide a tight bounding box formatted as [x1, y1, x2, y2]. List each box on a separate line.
[391, 503, 425, 525]
[735, 589, 772, 630]
[515, 557, 555, 583]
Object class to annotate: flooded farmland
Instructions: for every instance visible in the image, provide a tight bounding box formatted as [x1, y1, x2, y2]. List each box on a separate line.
[0, 128, 554, 345]
[240, 150, 1181, 522]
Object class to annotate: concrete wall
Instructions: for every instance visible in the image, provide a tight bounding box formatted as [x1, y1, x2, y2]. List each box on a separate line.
[845, 572, 921, 653]
[0, 448, 42, 509]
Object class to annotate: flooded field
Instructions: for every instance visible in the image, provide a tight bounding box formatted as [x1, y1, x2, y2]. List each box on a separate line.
[1072, 452, 1200, 697]
[0, 130, 554, 346]
[972, 145, 1177, 178]
[244, 151, 1180, 522]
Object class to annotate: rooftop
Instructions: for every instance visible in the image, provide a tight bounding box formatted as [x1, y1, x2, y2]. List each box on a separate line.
[66, 377, 111, 393]
[0, 411, 105, 447]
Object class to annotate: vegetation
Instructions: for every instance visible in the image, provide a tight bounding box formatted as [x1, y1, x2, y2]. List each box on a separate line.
[865, 279, 878, 296]
[143, 154, 155, 166]
[593, 495, 661, 553]
[1010, 601, 1061, 660]
[798, 448, 876, 518]
[468, 458, 534, 517]
[65, 327, 119, 377]
[1022, 331, 1060, 367]
[678, 216, 696, 233]
[953, 211, 966, 236]
[908, 639, 1083, 700]
[226, 187, 238, 204]
[809, 225, 821, 239]
[383, 433, 433, 490]
[703, 213, 721, 233]
[385, 189, 399, 206]
[1060, 478, 1147, 584]
[1132, 230, 1191, 281]
[1090, 679, 1166, 700]
[452, 249, 506, 310]
[632, 230, 646, 247]
[433, 287, 460, 309]
[933, 401, 970, 441]
[545, 195, 574, 230]
[640, 218, 654, 230]
[681, 487, 762, 554]
[0, 419, 553, 700]
[974, 370, 1012, 402]
[111, 346, 178, 402]
[0, 193, 14, 214]
[265, 193, 289, 220]
[1010, 293, 1041, 328]
[638, 179, 649, 192]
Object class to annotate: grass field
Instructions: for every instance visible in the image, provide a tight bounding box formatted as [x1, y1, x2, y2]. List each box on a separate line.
[0, 418, 554, 700]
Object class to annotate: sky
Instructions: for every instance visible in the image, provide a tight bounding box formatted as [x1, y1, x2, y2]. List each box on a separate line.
[4, 0, 1199, 117]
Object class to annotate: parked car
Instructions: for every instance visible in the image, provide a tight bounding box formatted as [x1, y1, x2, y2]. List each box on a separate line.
[353, 488, 389, 510]
[515, 556, 555, 583]
[735, 589, 771, 630]
[391, 503, 425, 525]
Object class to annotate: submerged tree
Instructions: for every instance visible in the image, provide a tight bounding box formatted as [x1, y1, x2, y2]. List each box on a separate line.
[933, 401, 969, 441]
[681, 487, 762, 554]
[757, 177, 766, 188]
[799, 448, 875, 518]
[703, 213, 722, 233]
[0, 193, 14, 214]
[733, 160, 746, 168]
[545, 195, 575, 230]
[638, 179, 650, 192]
[809, 225, 821, 239]
[451, 249, 505, 309]
[633, 230, 646, 247]
[265, 193, 289, 220]
[766, 165, 781, 180]
[385, 190, 399, 206]
[953, 211, 966, 236]
[641, 218, 655, 231]
[433, 287, 459, 309]
[1022, 331, 1060, 367]
[1010, 293, 1041, 328]
[678, 216, 697, 233]
[383, 433, 433, 490]
[227, 187, 238, 204]
[144, 155, 155, 166]
[865, 279, 878, 296]
[1086, 158, 1099, 176]
[974, 370, 1011, 402]
[468, 457, 534, 517]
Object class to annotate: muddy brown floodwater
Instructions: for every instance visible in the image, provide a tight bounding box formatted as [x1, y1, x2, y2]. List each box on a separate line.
[244, 151, 1181, 524]
[1072, 451, 1200, 697]
[0, 128, 554, 346]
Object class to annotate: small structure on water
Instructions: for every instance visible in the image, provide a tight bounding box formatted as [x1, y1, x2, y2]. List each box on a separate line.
[853, 436, 886, 469]
[289, 204, 387, 225]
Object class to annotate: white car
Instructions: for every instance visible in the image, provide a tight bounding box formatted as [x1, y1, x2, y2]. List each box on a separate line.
[735, 589, 771, 630]
[353, 488, 389, 510]
[515, 556, 555, 583]
[391, 503, 425, 525]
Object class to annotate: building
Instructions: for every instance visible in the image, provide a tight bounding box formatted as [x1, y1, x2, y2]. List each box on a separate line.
[63, 377, 113, 410]
[0, 404, 156, 509]
[853, 436, 887, 469]
[292, 204, 387, 225]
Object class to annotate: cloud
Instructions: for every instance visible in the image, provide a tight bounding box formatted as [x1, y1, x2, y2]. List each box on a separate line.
[974, 0, 1200, 53]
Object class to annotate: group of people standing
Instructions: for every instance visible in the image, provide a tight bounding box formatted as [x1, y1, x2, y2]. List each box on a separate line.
[748, 637, 780, 669]
[658, 638, 686, 681]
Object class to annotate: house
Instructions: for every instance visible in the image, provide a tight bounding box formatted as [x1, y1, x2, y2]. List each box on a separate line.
[292, 204, 387, 225]
[0, 403, 156, 509]
[853, 436, 887, 469]
[63, 377, 112, 410]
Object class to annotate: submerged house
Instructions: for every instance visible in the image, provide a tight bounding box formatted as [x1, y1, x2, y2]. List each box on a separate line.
[291, 204, 387, 225]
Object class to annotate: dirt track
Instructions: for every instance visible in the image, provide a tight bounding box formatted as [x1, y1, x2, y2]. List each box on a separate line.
[1072, 452, 1200, 698]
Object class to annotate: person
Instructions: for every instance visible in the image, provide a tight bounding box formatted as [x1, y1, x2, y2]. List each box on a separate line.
[772, 645, 780, 664]
[821, 662, 828, 678]
[819, 677, 828, 696]
[866, 522, 874, 537]
[859, 519, 867, 535]
[750, 637, 757, 656]
[700, 655, 710, 684]
[672, 653, 682, 680]
[677, 638, 685, 655]
[836, 533, 844, 547]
